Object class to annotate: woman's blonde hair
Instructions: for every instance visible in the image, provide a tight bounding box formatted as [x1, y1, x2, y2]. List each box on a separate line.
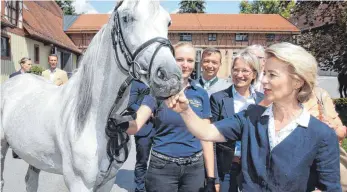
[231, 49, 261, 85]
[174, 42, 196, 59]
[266, 42, 317, 103]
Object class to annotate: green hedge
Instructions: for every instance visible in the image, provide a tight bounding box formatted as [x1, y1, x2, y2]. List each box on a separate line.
[334, 98, 347, 125]
[27, 65, 44, 76]
[334, 98, 347, 151]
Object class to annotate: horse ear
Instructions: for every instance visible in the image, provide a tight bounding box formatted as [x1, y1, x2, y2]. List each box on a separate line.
[137, 0, 160, 11]
[118, 0, 160, 12]
[118, 0, 138, 10]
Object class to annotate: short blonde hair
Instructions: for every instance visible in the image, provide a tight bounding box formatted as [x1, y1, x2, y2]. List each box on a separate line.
[231, 49, 261, 85]
[266, 42, 317, 103]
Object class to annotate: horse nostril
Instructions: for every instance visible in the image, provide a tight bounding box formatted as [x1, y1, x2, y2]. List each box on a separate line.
[157, 68, 168, 81]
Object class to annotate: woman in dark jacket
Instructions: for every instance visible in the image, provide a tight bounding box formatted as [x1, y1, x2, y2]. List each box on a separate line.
[165, 42, 341, 192]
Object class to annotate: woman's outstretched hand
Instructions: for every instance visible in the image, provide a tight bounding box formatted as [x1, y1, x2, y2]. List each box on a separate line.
[165, 90, 190, 113]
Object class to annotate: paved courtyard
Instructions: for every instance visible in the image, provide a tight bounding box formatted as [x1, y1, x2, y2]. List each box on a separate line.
[2, 137, 136, 192]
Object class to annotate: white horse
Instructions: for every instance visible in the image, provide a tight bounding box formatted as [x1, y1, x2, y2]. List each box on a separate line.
[1, 0, 182, 191]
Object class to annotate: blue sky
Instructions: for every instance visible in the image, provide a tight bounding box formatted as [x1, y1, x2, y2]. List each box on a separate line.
[80, 1, 240, 14]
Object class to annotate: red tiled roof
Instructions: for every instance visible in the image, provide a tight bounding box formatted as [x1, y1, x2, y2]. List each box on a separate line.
[67, 14, 111, 32]
[23, 1, 81, 54]
[170, 14, 299, 32]
[66, 13, 300, 33]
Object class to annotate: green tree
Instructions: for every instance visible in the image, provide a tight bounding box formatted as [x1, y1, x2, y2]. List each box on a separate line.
[178, 0, 206, 14]
[55, 0, 76, 15]
[291, 1, 347, 73]
[239, 0, 295, 19]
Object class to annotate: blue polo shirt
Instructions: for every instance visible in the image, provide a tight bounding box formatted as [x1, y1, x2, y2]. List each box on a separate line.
[142, 81, 211, 157]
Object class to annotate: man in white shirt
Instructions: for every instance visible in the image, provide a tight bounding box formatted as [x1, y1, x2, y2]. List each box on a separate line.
[245, 45, 266, 93]
[42, 54, 68, 86]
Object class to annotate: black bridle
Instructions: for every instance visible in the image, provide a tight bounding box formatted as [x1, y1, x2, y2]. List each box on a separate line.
[105, 8, 174, 166]
[111, 11, 175, 80]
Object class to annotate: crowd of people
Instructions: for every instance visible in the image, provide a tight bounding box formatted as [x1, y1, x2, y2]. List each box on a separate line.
[125, 42, 347, 192]
[9, 42, 347, 192]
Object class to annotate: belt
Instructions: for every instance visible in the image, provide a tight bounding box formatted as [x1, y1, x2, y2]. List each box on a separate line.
[151, 150, 203, 165]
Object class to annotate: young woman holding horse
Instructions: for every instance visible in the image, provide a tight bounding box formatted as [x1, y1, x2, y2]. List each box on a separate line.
[126, 42, 216, 192]
[164, 42, 341, 191]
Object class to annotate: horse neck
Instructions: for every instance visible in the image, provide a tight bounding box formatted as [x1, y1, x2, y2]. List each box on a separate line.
[66, 23, 130, 136]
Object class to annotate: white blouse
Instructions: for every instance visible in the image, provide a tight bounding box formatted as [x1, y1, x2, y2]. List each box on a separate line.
[262, 104, 311, 151]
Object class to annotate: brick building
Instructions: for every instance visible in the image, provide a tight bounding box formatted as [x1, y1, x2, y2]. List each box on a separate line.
[65, 13, 299, 78]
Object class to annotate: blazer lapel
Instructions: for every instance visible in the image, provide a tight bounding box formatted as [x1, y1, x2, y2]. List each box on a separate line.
[255, 92, 264, 104]
[222, 86, 235, 118]
[258, 115, 270, 148]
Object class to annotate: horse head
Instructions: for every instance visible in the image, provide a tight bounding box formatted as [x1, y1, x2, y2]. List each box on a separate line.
[114, 0, 182, 99]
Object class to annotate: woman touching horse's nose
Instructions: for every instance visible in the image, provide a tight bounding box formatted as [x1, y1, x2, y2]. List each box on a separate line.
[165, 90, 190, 113]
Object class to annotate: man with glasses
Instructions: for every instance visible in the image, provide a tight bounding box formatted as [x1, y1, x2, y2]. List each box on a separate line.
[245, 45, 266, 93]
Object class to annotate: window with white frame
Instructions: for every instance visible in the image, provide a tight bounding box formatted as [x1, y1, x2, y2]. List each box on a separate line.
[5, 1, 20, 26]
[34, 44, 40, 64]
[179, 33, 192, 41]
[208, 33, 217, 41]
[266, 34, 276, 41]
[235, 33, 248, 41]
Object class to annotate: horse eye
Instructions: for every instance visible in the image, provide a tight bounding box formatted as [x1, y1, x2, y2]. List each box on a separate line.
[168, 21, 172, 27]
[122, 16, 128, 23]
[122, 15, 135, 23]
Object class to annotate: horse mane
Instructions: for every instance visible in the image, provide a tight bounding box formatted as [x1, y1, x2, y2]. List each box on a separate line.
[73, 23, 110, 136]
[70, 2, 128, 137]
[72, 0, 139, 136]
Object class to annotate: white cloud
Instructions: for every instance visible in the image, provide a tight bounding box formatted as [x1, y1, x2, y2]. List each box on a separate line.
[73, 0, 98, 14]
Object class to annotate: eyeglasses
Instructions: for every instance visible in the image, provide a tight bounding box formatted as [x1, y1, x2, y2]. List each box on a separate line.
[257, 56, 266, 60]
[232, 69, 254, 76]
